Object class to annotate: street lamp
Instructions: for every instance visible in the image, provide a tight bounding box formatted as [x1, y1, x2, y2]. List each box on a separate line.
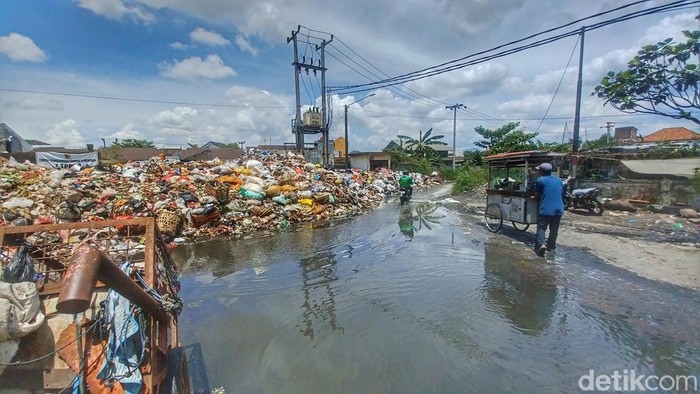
[344, 93, 375, 169]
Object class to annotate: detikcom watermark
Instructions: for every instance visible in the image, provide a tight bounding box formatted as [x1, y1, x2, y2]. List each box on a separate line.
[578, 369, 698, 392]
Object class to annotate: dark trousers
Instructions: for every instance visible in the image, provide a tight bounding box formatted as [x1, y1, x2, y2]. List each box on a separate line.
[535, 214, 562, 251]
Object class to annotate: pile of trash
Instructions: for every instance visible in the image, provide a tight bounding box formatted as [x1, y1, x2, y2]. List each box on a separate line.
[0, 152, 426, 243]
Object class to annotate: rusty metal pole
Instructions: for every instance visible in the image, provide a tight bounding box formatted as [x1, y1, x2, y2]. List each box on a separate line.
[57, 244, 169, 325]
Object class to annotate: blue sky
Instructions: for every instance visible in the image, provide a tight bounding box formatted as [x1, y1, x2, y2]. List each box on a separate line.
[0, 0, 698, 150]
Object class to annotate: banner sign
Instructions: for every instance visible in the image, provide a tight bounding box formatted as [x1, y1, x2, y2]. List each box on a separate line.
[35, 152, 99, 169]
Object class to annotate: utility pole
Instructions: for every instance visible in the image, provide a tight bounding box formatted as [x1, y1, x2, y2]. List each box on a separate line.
[287, 26, 332, 165]
[446, 104, 465, 170]
[571, 26, 586, 190]
[561, 122, 569, 145]
[601, 121, 615, 145]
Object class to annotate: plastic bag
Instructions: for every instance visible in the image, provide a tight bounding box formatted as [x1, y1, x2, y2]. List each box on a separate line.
[3, 244, 37, 283]
[239, 188, 264, 200]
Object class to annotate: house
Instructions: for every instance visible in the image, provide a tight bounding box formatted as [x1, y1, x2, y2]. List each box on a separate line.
[334, 137, 347, 159]
[201, 141, 233, 149]
[641, 127, 700, 144]
[348, 151, 392, 171]
[614, 126, 641, 145]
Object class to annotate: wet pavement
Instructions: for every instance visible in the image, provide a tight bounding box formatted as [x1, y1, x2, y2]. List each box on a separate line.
[171, 191, 700, 393]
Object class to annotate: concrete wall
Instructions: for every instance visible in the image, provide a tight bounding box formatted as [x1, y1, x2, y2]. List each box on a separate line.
[349, 152, 391, 171]
[578, 178, 699, 209]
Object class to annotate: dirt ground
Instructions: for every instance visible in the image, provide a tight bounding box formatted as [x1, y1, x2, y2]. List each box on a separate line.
[447, 187, 700, 292]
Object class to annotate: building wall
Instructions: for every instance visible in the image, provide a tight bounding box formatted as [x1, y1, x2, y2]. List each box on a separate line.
[578, 178, 698, 209]
[334, 137, 346, 158]
[349, 152, 391, 171]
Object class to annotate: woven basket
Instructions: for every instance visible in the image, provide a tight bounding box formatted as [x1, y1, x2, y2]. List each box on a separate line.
[205, 181, 229, 202]
[156, 211, 182, 236]
[191, 209, 221, 228]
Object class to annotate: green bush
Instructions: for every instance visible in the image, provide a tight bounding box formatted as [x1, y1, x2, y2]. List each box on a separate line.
[452, 167, 487, 194]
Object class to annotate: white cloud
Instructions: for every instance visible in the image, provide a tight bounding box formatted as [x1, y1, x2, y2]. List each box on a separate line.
[5, 97, 63, 110]
[158, 54, 237, 80]
[76, 0, 154, 22]
[190, 28, 231, 47]
[109, 123, 145, 140]
[44, 119, 87, 148]
[235, 35, 258, 56]
[0, 33, 47, 62]
[639, 13, 698, 45]
[169, 42, 189, 50]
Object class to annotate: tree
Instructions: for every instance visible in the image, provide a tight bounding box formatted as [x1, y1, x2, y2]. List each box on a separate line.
[397, 128, 447, 160]
[474, 122, 539, 154]
[113, 139, 155, 148]
[462, 149, 483, 166]
[220, 143, 240, 149]
[593, 30, 700, 125]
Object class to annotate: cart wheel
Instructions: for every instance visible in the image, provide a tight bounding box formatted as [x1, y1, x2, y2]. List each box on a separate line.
[484, 203, 503, 233]
[512, 221, 530, 231]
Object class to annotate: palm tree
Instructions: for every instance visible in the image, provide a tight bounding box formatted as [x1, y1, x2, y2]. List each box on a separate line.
[397, 128, 447, 160]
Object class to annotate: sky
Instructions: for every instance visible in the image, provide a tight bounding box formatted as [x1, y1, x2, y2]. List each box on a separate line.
[0, 0, 698, 152]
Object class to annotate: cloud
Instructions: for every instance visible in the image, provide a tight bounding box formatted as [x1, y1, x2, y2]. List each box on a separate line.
[0, 33, 47, 62]
[235, 35, 258, 56]
[44, 119, 87, 148]
[5, 97, 64, 110]
[109, 123, 146, 140]
[190, 28, 230, 46]
[169, 42, 189, 50]
[158, 54, 237, 80]
[76, 0, 154, 22]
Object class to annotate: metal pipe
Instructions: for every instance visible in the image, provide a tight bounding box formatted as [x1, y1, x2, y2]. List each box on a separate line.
[57, 244, 169, 324]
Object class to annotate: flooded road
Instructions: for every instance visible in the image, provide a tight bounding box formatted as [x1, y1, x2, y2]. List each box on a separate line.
[172, 193, 700, 393]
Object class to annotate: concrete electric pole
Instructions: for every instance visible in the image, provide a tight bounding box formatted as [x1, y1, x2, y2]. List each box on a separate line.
[287, 26, 333, 165]
[446, 104, 465, 170]
[601, 122, 615, 145]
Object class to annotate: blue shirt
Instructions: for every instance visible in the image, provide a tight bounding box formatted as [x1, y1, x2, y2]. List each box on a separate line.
[535, 176, 564, 216]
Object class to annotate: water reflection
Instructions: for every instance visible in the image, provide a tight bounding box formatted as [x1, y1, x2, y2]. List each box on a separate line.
[397, 203, 444, 241]
[480, 241, 559, 336]
[298, 249, 344, 339]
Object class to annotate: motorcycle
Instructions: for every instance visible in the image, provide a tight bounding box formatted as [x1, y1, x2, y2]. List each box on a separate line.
[399, 187, 412, 205]
[563, 177, 604, 215]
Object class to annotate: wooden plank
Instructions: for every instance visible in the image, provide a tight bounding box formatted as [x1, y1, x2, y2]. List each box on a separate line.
[0, 218, 154, 234]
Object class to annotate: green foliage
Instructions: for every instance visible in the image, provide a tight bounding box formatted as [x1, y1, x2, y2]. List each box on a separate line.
[452, 167, 487, 194]
[581, 134, 616, 151]
[474, 122, 539, 154]
[397, 128, 447, 163]
[593, 30, 700, 125]
[112, 139, 155, 148]
[221, 143, 240, 149]
[462, 150, 483, 166]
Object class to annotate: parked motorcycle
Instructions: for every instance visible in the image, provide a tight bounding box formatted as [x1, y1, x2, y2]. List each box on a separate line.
[399, 187, 412, 205]
[563, 177, 604, 215]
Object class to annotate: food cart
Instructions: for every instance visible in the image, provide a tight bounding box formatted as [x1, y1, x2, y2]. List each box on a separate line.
[482, 151, 565, 233]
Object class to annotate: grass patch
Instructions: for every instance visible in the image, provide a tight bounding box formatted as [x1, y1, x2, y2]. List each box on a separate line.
[452, 167, 487, 194]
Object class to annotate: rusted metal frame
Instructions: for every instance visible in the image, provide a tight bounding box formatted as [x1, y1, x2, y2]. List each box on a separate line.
[0, 218, 153, 234]
[57, 244, 169, 325]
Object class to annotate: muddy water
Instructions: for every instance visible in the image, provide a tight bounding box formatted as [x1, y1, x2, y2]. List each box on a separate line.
[172, 198, 700, 393]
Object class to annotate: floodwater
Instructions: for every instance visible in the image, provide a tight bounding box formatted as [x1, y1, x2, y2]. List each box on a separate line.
[171, 193, 700, 393]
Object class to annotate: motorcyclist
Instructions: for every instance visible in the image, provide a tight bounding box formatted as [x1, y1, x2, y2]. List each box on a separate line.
[398, 171, 413, 198]
[398, 205, 416, 241]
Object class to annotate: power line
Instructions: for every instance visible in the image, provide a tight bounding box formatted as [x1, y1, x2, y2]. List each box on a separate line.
[0, 88, 290, 109]
[327, 0, 657, 91]
[325, 46, 443, 108]
[328, 1, 697, 94]
[535, 34, 580, 132]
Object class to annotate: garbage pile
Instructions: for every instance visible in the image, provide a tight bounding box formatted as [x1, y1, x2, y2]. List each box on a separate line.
[0, 152, 426, 243]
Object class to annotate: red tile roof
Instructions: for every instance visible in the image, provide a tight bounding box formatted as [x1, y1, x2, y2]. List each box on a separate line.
[642, 127, 700, 142]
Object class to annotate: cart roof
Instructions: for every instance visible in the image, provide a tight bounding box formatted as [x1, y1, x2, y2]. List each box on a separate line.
[483, 150, 565, 164]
